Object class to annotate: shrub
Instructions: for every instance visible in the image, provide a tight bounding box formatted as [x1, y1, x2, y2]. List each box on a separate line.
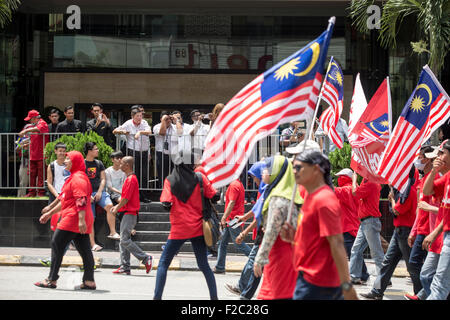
[45, 131, 114, 167]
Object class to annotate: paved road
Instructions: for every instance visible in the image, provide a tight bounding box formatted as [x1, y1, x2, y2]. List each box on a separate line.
[0, 265, 413, 300]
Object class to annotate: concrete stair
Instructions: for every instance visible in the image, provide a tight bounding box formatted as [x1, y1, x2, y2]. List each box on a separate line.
[133, 202, 255, 253]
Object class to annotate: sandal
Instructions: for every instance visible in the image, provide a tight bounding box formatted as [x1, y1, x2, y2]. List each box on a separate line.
[92, 244, 103, 252]
[79, 282, 96, 290]
[34, 278, 57, 289]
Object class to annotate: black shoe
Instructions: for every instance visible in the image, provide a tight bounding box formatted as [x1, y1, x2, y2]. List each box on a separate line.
[224, 283, 241, 296]
[213, 267, 225, 274]
[360, 292, 383, 300]
[351, 278, 367, 285]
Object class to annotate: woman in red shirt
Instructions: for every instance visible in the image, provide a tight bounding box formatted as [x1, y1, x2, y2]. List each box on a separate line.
[252, 155, 303, 300]
[154, 152, 218, 300]
[35, 151, 96, 289]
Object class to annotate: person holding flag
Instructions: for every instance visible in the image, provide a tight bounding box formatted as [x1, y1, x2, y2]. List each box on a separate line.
[252, 155, 303, 300]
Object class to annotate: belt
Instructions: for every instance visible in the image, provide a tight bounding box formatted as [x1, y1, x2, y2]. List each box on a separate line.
[360, 216, 377, 222]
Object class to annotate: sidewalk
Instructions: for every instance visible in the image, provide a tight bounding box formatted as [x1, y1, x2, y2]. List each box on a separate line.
[0, 247, 248, 272]
[0, 246, 410, 277]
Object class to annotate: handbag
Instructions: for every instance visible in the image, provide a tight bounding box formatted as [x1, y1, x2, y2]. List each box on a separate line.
[196, 173, 221, 249]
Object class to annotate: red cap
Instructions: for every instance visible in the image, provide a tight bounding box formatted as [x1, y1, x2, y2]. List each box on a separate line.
[24, 110, 40, 121]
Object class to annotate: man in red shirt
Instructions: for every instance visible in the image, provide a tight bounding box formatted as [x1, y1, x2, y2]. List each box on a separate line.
[19, 110, 49, 197]
[214, 179, 251, 273]
[334, 168, 369, 283]
[348, 176, 385, 285]
[361, 166, 419, 300]
[281, 150, 358, 300]
[111, 156, 153, 275]
[422, 139, 450, 300]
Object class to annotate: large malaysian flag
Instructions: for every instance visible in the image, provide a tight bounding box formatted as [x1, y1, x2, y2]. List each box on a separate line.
[201, 18, 335, 188]
[377, 65, 450, 192]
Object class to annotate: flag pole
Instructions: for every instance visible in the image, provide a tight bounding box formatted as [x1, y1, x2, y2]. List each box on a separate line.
[286, 17, 335, 226]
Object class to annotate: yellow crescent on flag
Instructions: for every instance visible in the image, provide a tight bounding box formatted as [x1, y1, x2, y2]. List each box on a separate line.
[416, 84, 433, 106]
[294, 42, 320, 77]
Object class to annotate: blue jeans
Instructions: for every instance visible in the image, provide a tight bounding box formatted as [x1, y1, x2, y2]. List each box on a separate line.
[418, 251, 440, 299]
[153, 236, 217, 300]
[293, 272, 343, 300]
[215, 226, 251, 272]
[427, 232, 450, 300]
[91, 191, 112, 218]
[408, 234, 428, 294]
[349, 217, 385, 280]
[371, 227, 418, 296]
[238, 243, 261, 300]
[343, 232, 369, 281]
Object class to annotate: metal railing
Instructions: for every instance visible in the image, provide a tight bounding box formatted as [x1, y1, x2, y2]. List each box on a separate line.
[0, 131, 298, 198]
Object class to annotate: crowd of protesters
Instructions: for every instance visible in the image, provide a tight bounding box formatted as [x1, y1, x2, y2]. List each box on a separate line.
[16, 102, 450, 300]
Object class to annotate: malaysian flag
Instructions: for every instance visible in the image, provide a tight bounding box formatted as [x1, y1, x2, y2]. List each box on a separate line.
[318, 57, 344, 149]
[350, 78, 392, 184]
[377, 65, 450, 192]
[201, 18, 335, 188]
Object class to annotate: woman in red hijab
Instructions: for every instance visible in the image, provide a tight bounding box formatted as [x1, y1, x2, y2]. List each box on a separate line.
[34, 151, 96, 289]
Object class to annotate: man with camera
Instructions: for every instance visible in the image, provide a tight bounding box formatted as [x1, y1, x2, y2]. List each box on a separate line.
[86, 103, 114, 148]
[190, 109, 210, 159]
[280, 121, 305, 149]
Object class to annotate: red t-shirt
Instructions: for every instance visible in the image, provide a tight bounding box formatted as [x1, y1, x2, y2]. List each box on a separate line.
[354, 180, 381, 219]
[30, 119, 49, 161]
[416, 172, 440, 235]
[335, 185, 359, 237]
[393, 186, 417, 228]
[225, 180, 245, 222]
[57, 172, 94, 234]
[119, 174, 140, 215]
[433, 171, 450, 233]
[293, 185, 343, 287]
[160, 174, 217, 240]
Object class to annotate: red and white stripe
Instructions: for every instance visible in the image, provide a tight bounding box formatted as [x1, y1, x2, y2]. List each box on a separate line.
[318, 73, 343, 149]
[202, 73, 323, 188]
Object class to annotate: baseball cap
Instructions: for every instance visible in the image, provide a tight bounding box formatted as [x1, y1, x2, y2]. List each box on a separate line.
[286, 139, 321, 155]
[425, 139, 450, 158]
[335, 168, 354, 178]
[24, 110, 40, 121]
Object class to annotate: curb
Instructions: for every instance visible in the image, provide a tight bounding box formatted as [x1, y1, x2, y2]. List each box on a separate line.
[0, 254, 410, 276]
[0, 255, 246, 273]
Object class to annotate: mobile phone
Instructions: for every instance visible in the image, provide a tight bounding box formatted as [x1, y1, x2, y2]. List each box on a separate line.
[227, 218, 238, 227]
[231, 221, 244, 229]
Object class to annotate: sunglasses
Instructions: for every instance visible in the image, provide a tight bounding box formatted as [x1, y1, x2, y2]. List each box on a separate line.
[293, 164, 303, 171]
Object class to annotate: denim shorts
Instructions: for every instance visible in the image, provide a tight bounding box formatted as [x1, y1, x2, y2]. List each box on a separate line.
[91, 191, 112, 218]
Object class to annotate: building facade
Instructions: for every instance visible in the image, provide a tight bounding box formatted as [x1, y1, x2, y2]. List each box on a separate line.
[0, 0, 448, 131]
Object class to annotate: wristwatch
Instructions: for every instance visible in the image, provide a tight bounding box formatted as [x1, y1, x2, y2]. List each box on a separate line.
[341, 281, 353, 292]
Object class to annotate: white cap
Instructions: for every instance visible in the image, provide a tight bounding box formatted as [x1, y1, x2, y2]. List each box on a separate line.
[335, 168, 354, 178]
[286, 139, 321, 155]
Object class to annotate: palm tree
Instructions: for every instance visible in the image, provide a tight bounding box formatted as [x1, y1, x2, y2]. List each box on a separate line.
[349, 0, 450, 76]
[0, 0, 21, 29]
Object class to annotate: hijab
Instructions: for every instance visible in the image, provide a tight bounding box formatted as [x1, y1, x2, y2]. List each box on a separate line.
[167, 163, 199, 203]
[254, 155, 303, 227]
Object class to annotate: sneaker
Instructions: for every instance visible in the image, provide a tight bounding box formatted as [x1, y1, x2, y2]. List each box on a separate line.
[145, 256, 153, 274]
[91, 244, 103, 252]
[107, 233, 120, 240]
[360, 292, 383, 300]
[404, 293, 420, 300]
[39, 259, 51, 267]
[224, 283, 241, 296]
[213, 267, 225, 274]
[112, 267, 130, 275]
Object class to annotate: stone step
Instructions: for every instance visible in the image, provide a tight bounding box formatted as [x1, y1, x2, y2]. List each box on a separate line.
[135, 241, 251, 254]
[132, 230, 255, 243]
